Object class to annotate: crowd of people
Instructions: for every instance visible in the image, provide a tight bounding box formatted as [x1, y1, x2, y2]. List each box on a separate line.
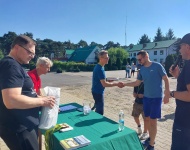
[0, 33, 190, 150]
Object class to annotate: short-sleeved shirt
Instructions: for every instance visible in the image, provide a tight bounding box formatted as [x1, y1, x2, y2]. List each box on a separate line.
[137, 62, 166, 98]
[134, 82, 144, 104]
[91, 64, 106, 94]
[175, 60, 190, 128]
[0, 56, 39, 133]
[28, 69, 41, 95]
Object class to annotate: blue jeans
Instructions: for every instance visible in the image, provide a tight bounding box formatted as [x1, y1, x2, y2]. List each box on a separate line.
[171, 123, 190, 150]
[92, 92, 104, 115]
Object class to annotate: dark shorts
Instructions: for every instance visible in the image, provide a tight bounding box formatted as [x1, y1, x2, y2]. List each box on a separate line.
[0, 125, 39, 150]
[131, 102, 145, 118]
[171, 123, 190, 150]
[143, 97, 162, 119]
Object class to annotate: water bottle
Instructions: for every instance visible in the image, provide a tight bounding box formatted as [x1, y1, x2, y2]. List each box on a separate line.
[118, 110, 124, 131]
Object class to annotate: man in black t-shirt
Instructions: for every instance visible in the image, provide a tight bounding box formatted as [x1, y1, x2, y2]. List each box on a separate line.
[169, 33, 190, 150]
[0, 35, 55, 150]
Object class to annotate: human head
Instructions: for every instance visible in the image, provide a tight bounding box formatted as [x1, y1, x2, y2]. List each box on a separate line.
[98, 50, 109, 65]
[179, 33, 190, 60]
[36, 57, 53, 75]
[137, 50, 149, 65]
[10, 35, 36, 64]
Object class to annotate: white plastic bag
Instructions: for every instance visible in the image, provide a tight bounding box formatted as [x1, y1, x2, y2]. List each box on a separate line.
[38, 86, 60, 129]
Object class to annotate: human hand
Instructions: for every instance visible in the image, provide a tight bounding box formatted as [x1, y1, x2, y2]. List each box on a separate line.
[42, 96, 55, 108]
[169, 65, 180, 78]
[118, 82, 124, 88]
[163, 96, 169, 104]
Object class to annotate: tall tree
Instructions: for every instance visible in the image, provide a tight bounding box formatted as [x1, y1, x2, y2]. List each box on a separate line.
[138, 34, 151, 44]
[104, 41, 115, 50]
[78, 40, 88, 48]
[164, 29, 176, 40]
[0, 49, 4, 59]
[153, 27, 164, 42]
[1, 32, 17, 55]
[23, 32, 33, 39]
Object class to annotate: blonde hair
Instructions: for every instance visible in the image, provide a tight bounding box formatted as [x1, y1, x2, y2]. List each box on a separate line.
[36, 57, 53, 67]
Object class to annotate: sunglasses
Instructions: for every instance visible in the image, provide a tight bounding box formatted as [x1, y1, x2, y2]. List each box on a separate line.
[19, 45, 35, 56]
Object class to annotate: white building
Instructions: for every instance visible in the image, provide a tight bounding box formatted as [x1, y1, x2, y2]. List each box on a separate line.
[126, 39, 179, 64]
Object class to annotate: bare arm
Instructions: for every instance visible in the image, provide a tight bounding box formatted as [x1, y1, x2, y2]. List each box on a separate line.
[100, 79, 122, 87]
[123, 79, 141, 87]
[162, 75, 170, 104]
[2, 87, 55, 109]
[171, 84, 190, 102]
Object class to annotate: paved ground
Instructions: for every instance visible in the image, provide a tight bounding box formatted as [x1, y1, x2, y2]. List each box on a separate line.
[0, 70, 176, 150]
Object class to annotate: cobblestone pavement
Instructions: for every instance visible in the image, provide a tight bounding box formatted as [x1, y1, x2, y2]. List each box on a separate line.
[0, 70, 176, 150]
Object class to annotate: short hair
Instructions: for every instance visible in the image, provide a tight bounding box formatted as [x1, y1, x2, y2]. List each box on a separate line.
[11, 35, 36, 49]
[98, 50, 108, 58]
[36, 57, 53, 67]
[137, 50, 148, 57]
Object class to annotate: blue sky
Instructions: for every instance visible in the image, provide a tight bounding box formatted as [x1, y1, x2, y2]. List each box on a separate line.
[0, 0, 189, 46]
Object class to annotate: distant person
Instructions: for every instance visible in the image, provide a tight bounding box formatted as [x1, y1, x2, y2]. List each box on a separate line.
[125, 63, 131, 78]
[132, 70, 149, 140]
[131, 63, 136, 77]
[0, 35, 55, 150]
[28, 57, 53, 95]
[91, 50, 123, 115]
[122, 50, 170, 150]
[169, 33, 190, 150]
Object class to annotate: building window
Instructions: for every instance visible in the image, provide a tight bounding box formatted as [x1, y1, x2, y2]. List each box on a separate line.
[130, 53, 132, 57]
[160, 50, 164, 55]
[133, 53, 136, 57]
[154, 51, 157, 55]
[154, 59, 157, 62]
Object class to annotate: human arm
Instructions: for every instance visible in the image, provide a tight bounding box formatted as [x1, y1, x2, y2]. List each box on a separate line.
[123, 79, 141, 87]
[170, 84, 190, 102]
[100, 79, 123, 88]
[2, 87, 55, 109]
[162, 75, 170, 104]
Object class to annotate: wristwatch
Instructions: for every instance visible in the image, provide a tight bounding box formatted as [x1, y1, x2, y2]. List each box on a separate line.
[170, 91, 175, 97]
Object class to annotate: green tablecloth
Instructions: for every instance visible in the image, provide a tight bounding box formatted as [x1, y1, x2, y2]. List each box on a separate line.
[50, 103, 143, 150]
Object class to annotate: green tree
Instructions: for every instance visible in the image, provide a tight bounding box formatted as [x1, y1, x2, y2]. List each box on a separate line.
[138, 34, 151, 44]
[116, 58, 122, 70]
[1, 31, 17, 55]
[153, 27, 164, 42]
[164, 29, 176, 40]
[0, 49, 4, 59]
[78, 40, 88, 48]
[108, 47, 128, 65]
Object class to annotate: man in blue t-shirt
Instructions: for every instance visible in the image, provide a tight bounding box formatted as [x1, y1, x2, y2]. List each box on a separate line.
[91, 50, 123, 115]
[169, 33, 190, 150]
[123, 50, 170, 150]
[0, 35, 55, 150]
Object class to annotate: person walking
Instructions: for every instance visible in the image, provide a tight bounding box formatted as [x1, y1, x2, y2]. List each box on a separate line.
[122, 50, 170, 150]
[131, 63, 136, 77]
[0, 35, 55, 150]
[169, 33, 190, 150]
[125, 63, 131, 78]
[91, 50, 123, 115]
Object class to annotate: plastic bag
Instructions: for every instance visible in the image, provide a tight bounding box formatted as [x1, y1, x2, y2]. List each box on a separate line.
[38, 86, 60, 129]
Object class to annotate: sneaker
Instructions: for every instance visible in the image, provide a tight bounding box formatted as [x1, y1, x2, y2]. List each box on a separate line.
[142, 137, 150, 149]
[140, 132, 149, 140]
[145, 145, 154, 150]
[137, 127, 142, 135]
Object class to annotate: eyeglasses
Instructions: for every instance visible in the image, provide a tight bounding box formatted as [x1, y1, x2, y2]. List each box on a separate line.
[18, 45, 35, 56]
